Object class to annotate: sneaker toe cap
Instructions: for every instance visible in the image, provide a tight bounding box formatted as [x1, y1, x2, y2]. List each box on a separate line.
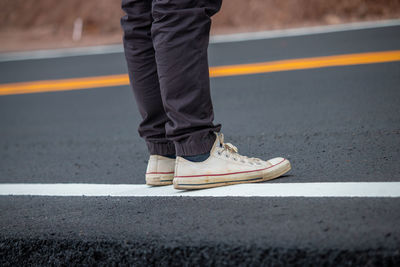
[268, 157, 286, 166]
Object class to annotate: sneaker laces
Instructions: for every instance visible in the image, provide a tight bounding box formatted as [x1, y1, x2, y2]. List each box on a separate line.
[216, 133, 263, 165]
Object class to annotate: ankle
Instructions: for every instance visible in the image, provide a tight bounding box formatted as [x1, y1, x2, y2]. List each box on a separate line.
[158, 154, 176, 159]
[182, 152, 210, 162]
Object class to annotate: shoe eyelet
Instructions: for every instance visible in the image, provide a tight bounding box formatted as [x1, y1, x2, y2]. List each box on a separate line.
[233, 158, 237, 161]
[217, 151, 221, 155]
[225, 154, 229, 158]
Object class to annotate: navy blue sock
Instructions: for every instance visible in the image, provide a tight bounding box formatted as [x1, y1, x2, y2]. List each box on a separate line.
[182, 152, 210, 162]
[162, 154, 176, 159]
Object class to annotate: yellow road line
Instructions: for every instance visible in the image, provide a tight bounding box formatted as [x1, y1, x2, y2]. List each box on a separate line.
[0, 74, 129, 96]
[210, 50, 400, 77]
[1, 50, 400, 96]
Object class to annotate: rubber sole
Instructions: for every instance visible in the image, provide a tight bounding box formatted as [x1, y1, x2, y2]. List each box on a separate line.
[146, 174, 174, 186]
[173, 159, 291, 190]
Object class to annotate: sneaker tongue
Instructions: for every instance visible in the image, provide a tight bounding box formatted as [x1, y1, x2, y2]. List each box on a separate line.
[218, 133, 224, 143]
[216, 133, 224, 147]
[216, 133, 238, 153]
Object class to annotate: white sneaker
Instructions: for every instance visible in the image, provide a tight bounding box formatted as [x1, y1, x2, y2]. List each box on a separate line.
[145, 155, 175, 186]
[173, 133, 291, 190]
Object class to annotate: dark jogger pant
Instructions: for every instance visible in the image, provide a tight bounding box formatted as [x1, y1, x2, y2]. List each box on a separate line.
[121, 0, 222, 156]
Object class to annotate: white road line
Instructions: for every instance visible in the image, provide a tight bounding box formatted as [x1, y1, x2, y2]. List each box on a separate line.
[0, 182, 399, 197]
[210, 19, 400, 43]
[1, 19, 399, 62]
[0, 44, 124, 63]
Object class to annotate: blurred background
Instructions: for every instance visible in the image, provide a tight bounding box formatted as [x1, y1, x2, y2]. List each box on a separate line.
[1, 0, 400, 52]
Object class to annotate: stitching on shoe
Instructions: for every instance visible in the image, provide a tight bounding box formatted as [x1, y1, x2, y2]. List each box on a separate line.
[146, 172, 174, 174]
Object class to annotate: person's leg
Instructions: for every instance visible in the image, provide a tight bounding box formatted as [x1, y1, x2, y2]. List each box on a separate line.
[121, 0, 175, 156]
[151, 0, 222, 157]
[121, 0, 176, 186]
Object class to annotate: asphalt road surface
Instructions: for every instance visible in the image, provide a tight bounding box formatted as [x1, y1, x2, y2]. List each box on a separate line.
[1, 24, 400, 265]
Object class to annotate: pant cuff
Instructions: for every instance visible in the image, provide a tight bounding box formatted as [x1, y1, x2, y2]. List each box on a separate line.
[146, 141, 176, 155]
[175, 131, 217, 156]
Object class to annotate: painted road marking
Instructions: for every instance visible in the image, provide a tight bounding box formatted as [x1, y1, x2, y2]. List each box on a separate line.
[209, 50, 400, 77]
[211, 19, 400, 43]
[0, 74, 129, 96]
[0, 44, 124, 63]
[0, 182, 400, 197]
[1, 19, 399, 62]
[1, 50, 400, 96]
